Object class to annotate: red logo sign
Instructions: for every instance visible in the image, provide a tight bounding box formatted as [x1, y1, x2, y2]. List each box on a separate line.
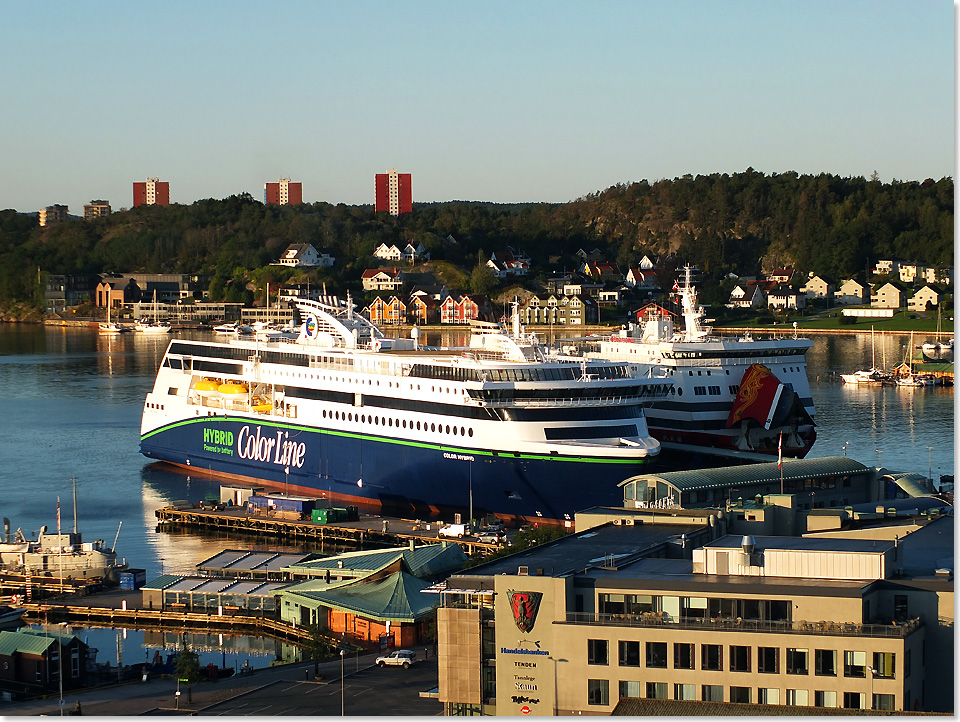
[520, 706, 530, 715]
[508, 590, 543, 633]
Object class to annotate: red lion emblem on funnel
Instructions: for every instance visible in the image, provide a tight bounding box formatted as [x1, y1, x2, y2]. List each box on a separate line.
[508, 590, 543, 633]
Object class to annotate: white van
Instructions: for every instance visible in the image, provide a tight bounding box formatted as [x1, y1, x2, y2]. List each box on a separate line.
[438, 523, 467, 539]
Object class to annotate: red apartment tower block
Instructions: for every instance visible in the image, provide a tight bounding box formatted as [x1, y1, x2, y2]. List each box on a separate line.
[264, 178, 303, 205]
[375, 169, 412, 215]
[132, 178, 170, 207]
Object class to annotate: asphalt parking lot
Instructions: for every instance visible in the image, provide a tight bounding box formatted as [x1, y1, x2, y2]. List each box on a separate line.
[198, 659, 441, 716]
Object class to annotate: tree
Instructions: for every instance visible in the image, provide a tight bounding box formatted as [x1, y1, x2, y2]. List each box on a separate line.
[301, 623, 334, 676]
[470, 258, 497, 296]
[173, 640, 202, 704]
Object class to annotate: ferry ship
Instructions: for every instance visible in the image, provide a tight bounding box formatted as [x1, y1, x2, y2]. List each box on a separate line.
[582, 267, 816, 458]
[140, 298, 671, 522]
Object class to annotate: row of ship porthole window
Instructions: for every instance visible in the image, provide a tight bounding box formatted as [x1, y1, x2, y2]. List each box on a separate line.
[321, 408, 474, 437]
[146, 402, 165, 410]
[271, 372, 465, 396]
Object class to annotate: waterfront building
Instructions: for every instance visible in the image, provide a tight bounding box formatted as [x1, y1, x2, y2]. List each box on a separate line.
[375, 169, 412, 216]
[83, 199, 111, 220]
[435, 514, 952, 714]
[0, 629, 89, 695]
[132, 178, 170, 207]
[361, 267, 404, 292]
[43, 273, 101, 314]
[38, 204, 69, 227]
[264, 178, 302, 205]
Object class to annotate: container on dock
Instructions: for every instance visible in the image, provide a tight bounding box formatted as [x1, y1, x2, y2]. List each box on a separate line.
[312, 508, 330, 524]
[220, 485, 264, 506]
[119, 568, 147, 590]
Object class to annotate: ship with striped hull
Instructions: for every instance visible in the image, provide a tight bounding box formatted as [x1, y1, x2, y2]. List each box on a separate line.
[140, 298, 671, 523]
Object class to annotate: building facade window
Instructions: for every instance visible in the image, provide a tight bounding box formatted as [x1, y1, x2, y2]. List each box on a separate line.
[645, 642, 667, 668]
[618, 680, 641, 699]
[758, 646, 779, 673]
[587, 679, 609, 706]
[646, 681, 667, 699]
[701, 644, 722, 671]
[674, 643, 694, 670]
[844, 650, 866, 678]
[786, 688, 809, 706]
[729, 686, 751, 703]
[873, 651, 895, 679]
[814, 648, 836, 676]
[843, 691, 864, 709]
[674, 683, 695, 701]
[786, 648, 809, 675]
[618, 640, 640, 667]
[701, 684, 723, 702]
[873, 693, 896, 711]
[758, 687, 780, 704]
[588, 639, 609, 666]
[729, 645, 751, 672]
[815, 690, 838, 707]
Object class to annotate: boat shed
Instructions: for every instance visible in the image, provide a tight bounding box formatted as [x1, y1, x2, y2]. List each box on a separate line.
[196, 550, 318, 580]
[141, 574, 289, 613]
[619, 456, 877, 511]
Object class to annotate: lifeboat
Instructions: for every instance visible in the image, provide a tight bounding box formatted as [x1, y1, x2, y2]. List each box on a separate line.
[218, 381, 249, 396]
[194, 378, 221, 394]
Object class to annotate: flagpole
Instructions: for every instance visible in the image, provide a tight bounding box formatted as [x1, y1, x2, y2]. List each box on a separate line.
[778, 432, 783, 494]
[57, 496, 63, 594]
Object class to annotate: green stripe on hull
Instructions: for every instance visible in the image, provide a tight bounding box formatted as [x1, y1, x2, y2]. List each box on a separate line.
[141, 415, 657, 466]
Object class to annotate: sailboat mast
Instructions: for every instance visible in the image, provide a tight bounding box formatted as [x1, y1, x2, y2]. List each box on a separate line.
[72, 475, 78, 534]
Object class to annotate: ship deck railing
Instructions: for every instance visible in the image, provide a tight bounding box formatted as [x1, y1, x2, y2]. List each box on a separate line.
[560, 612, 921, 638]
[466, 394, 647, 408]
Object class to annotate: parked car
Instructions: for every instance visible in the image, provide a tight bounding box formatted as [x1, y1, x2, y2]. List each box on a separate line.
[375, 649, 417, 669]
[481, 519, 506, 533]
[438, 523, 467, 539]
[476, 530, 505, 545]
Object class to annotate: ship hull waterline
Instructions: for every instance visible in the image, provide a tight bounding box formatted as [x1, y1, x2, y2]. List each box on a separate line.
[141, 415, 658, 524]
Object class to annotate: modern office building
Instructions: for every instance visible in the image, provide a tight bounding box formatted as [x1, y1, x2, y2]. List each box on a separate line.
[435, 512, 952, 715]
[83, 200, 111, 220]
[38, 204, 69, 227]
[132, 178, 170, 207]
[375, 169, 412, 216]
[264, 178, 302, 205]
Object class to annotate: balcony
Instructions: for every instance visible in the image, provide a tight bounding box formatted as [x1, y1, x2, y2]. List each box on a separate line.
[560, 612, 921, 638]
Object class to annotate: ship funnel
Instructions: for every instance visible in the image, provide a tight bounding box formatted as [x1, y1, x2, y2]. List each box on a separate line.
[741, 535, 756, 555]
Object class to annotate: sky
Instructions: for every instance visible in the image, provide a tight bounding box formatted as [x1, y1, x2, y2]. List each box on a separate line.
[0, 0, 953, 214]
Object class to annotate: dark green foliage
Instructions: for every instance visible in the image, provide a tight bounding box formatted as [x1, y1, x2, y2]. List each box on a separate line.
[0, 170, 952, 309]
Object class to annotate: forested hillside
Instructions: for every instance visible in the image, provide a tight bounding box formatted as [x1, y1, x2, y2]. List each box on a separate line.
[0, 170, 952, 309]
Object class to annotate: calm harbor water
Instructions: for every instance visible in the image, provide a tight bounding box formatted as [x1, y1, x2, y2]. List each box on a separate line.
[0, 324, 953, 668]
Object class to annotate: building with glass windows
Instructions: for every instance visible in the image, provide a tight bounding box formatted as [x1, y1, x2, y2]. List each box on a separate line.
[435, 514, 952, 715]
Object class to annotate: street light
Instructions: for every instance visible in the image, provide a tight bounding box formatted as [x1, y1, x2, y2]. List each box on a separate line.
[842, 441, 851, 457]
[340, 649, 346, 716]
[867, 665, 876, 710]
[546, 656, 568, 715]
[57, 622, 67, 716]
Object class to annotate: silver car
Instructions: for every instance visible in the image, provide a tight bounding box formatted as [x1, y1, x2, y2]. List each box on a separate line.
[375, 649, 417, 669]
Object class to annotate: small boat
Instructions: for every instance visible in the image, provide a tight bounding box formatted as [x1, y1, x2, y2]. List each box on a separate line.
[0, 605, 25, 629]
[213, 322, 239, 334]
[896, 374, 933, 387]
[99, 303, 129, 334]
[134, 290, 172, 334]
[841, 368, 892, 385]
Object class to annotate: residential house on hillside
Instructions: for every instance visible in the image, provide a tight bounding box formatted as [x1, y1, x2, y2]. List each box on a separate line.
[836, 279, 868, 305]
[275, 243, 329, 268]
[767, 285, 805, 311]
[401, 241, 429, 264]
[624, 267, 658, 291]
[575, 247, 605, 262]
[597, 288, 623, 306]
[800, 274, 835, 300]
[562, 278, 603, 299]
[487, 249, 530, 278]
[728, 283, 765, 309]
[439, 294, 493, 324]
[874, 258, 904, 277]
[373, 243, 402, 261]
[924, 266, 953, 286]
[766, 267, 795, 284]
[897, 262, 929, 285]
[580, 259, 621, 282]
[908, 285, 945, 313]
[361, 268, 404, 292]
[872, 281, 906, 309]
[638, 254, 658, 270]
[546, 272, 585, 295]
[518, 295, 560, 325]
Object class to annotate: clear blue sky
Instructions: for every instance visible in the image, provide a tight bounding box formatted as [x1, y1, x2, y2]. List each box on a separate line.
[1, 0, 953, 214]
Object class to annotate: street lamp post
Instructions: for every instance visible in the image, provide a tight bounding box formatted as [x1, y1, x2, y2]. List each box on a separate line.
[867, 665, 876, 710]
[546, 656, 567, 715]
[57, 622, 66, 716]
[340, 649, 346, 716]
[842, 441, 851, 457]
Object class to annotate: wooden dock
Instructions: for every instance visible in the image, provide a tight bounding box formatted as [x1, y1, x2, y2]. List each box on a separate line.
[155, 506, 498, 555]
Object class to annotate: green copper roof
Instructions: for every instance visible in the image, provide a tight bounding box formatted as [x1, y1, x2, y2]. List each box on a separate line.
[620, 456, 870, 493]
[283, 571, 437, 622]
[285, 543, 467, 579]
[0, 629, 60, 656]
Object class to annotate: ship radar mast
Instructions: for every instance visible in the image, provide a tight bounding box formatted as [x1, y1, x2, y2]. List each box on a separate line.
[676, 265, 710, 342]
